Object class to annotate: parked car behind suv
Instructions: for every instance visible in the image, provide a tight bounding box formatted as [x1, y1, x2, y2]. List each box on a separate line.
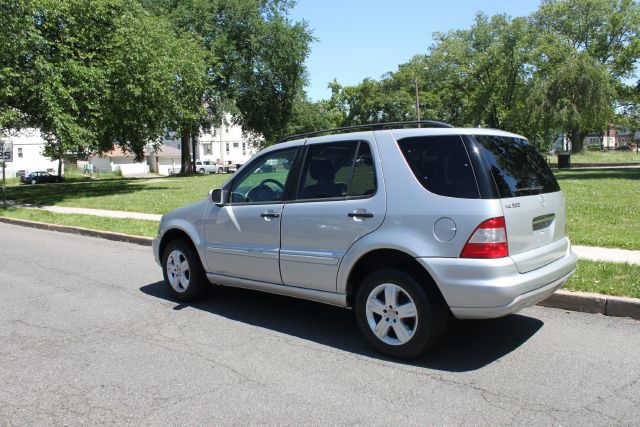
[195, 160, 224, 174]
[20, 171, 62, 184]
[153, 122, 577, 358]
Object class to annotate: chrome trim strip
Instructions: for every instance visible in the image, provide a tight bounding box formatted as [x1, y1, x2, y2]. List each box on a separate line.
[206, 245, 278, 260]
[279, 250, 341, 265]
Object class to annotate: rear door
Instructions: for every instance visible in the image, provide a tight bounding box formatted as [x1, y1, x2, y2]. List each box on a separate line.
[279, 134, 385, 292]
[473, 134, 567, 273]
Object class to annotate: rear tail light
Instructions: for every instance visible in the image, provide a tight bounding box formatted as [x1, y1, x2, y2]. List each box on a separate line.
[460, 216, 508, 259]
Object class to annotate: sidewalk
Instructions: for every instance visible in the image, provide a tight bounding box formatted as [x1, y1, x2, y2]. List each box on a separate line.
[20, 205, 162, 221]
[13, 204, 640, 265]
[572, 245, 640, 266]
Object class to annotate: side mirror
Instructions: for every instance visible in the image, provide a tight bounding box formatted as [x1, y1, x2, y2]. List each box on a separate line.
[209, 188, 225, 206]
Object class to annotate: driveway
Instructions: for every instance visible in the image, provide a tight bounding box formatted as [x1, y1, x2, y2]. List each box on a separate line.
[1, 223, 638, 425]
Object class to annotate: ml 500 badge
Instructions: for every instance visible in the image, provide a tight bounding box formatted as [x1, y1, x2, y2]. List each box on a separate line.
[504, 202, 521, 209]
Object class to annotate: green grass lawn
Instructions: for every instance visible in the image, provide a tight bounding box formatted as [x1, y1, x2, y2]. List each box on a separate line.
[0, 207, 159, 237]
[569, 150, 640, 164]
[4, 168, 640, 250]
[555, 168, 640, 250]
[4, 174, 228, 214]
[565, 260, 640, 299]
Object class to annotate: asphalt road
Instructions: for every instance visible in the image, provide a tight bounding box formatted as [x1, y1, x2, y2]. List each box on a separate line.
[1, 223, 639, 425]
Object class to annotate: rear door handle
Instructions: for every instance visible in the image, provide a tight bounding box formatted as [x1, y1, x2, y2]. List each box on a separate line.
[260, 211, 280, 218]
[348, 211, 374, 218]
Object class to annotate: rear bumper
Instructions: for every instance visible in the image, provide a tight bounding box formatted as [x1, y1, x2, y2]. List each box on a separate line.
[417, 242, 578, 319]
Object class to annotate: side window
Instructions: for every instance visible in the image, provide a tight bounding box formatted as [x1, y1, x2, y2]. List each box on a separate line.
[349, 142, 377, 197]
[397, 135, 480, 199]
[229, 147, 297, 204]
[298, 141, 358, 200]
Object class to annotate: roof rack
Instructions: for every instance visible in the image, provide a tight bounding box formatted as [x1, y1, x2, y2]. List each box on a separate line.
[276, 120, 453, 143]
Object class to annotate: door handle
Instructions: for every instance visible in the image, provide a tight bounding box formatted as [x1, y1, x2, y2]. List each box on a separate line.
[348, 211, 374, 218]
[260, 211, 280, 218]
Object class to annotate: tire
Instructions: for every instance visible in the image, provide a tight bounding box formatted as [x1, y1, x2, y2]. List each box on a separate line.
[161, 238, 209, 301]
[31, 179, 36, 185]
[354, 268, 448, 359]
[199, 168, 205, 174]
[217, 167, 224, 174]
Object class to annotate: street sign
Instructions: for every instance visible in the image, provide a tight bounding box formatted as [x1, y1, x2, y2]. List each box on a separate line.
[0, 141, 12, 162]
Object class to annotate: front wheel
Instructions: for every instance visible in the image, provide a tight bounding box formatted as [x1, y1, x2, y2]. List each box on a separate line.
[162, 239, 209, 301]
[355, 269, 448, 359]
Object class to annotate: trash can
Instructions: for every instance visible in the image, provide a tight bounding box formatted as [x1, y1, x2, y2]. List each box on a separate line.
[557, 153, 571, 169]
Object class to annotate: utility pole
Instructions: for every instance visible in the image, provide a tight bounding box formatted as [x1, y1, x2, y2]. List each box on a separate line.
[414, 76, 420, 123]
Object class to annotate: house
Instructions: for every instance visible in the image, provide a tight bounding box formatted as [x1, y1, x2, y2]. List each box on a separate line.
[583, 126, 617, 149]
[162, 116, 260, 167]
[0, 128, 62, 178]
[90, 148, 150, 176]
[145, 145, 181, 175]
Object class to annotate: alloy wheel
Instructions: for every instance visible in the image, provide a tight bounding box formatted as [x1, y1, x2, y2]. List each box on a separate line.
[365, 283, 419, 346]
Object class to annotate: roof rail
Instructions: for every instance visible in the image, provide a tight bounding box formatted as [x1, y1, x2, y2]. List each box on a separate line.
[276, 120, 453, 143]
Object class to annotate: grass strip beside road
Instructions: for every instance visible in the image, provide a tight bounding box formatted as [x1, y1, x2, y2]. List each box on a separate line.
[566, 260, 640, 299]
[1, 206, 638, 299]
[0, 207, 159, 237]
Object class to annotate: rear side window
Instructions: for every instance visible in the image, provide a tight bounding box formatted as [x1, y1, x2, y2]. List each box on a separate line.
[297, 140, 377, 200]
[397, 135, 480, 199]
[473, 135, 560, 197]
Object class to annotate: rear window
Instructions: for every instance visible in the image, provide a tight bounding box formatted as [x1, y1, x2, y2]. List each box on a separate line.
[474, 135, 560, 198]
[397, 135, 480, 199]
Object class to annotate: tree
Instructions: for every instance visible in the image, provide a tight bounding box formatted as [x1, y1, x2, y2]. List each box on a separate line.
[534, 0, 640, 79]
[142, 0, 312, 172]
[529, 54, 615, 153]
[0, 0, 207, 175]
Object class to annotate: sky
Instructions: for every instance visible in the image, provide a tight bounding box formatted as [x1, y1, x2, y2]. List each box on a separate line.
[290, 0, 543, 101]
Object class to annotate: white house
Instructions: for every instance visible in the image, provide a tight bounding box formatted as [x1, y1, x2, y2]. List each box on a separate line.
[162, 116, 260, 167]
[0, 128, 61, 178]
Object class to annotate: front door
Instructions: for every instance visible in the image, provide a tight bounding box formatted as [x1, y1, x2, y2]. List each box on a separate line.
[280, 135, 385, 292]
[204, 147, 299, 284]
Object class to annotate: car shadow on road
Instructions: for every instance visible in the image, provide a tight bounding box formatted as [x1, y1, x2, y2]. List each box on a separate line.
[140, 281, 543, 373]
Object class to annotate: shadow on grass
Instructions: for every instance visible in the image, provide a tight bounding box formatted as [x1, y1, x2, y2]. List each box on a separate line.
[4, 179, 170, 206]
[140, 281, 543, 372]
[555, 168, 640, 181]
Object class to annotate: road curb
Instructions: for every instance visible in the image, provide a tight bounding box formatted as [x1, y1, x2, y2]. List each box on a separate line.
[1, 216, 639, 321]
[538, 290, 640, 320]
[0, 217, 153, 246]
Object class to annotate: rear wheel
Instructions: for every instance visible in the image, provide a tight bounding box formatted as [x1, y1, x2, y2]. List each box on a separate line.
[199, 168, 205, 174]
[355, 269, 448, 359]
[161, 239, 209, 301]
[217, 167, 224, 174]
[31, 179, 37, 185]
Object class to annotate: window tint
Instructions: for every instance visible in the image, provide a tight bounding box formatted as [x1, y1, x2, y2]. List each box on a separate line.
[229, 147, 297, 204]
[298, 142, 357, 199]
[397, 135, 480, 199]
[349, 142, 377, 197]
[474, 135, 560, 197]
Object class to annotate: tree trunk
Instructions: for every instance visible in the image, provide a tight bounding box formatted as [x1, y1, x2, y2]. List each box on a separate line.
[570, 130, 586, 154]
[180, 122, 193, 175]
[57, 144, 63, 177]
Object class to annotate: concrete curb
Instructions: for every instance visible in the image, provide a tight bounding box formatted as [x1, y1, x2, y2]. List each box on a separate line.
[0, 217, 153, 246]
[538, 290, 640, 321]
[1, 217, 639, 321]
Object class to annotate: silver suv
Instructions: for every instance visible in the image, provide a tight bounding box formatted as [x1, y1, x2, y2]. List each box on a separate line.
[153, 122, 577, 358]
